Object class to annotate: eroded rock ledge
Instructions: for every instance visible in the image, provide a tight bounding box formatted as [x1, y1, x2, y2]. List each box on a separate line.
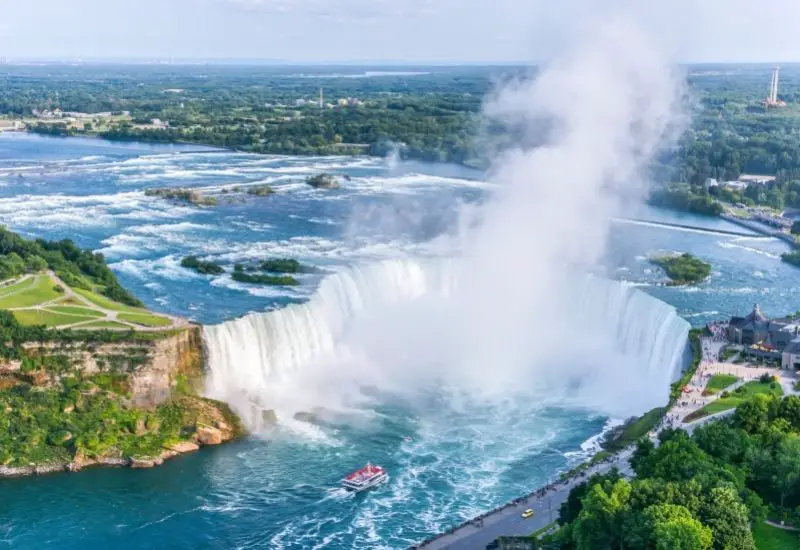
[0, 327, 245, 477]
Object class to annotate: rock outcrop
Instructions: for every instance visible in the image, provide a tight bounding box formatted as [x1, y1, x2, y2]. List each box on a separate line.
[2, 327, 245, 478]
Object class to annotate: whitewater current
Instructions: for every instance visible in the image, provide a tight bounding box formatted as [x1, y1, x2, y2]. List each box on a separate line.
[204, 258, 690, 431]
[4, 134, 800, 550]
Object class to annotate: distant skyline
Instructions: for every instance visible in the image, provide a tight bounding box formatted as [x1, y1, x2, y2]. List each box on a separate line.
[2, 0, 800, 64]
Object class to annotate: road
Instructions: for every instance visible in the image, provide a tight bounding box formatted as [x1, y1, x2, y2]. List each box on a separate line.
[417, 450, 634, 550]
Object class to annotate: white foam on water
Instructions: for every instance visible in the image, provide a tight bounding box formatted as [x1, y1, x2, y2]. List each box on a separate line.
[110, 255, 203, 281]
[204, 259, 689, 432]
[209, 274, 310, 300]
[717, 240, 781, 259]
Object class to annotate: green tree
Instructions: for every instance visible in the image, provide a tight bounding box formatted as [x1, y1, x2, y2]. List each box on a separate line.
[778, 395, 800, 429]
[734, 394, 771, 434]
[772, 436, 800, 509]
[643, 504, 713, 550]
[571, 479, 631, 550]
[699, 486, 755, 550]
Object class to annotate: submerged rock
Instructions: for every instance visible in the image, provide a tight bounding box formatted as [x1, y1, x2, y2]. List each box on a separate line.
[306, 173, 340, 189]
[293, 411, 318, 423]
[262, 409, 279, 424]
[167, 441, 200, 454]
[130, 457, 157, 468]
[196, 425, 223, 445]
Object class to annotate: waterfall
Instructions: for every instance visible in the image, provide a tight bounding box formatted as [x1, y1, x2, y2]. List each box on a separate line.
[204, 259, 689, 428]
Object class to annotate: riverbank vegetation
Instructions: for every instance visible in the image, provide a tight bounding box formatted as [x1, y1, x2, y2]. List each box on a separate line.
[9, 63, 800, 175]
[555, 390, 800, 549]
[648, 186, 725, 216]
[0, 226, 141, 307]
[651, 253, 712, 285]
[0, 343, 243, 470]
[602, 330, 703, 454]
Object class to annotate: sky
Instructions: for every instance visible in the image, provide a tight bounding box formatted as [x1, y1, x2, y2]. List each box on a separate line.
[1, 0, 800, 63]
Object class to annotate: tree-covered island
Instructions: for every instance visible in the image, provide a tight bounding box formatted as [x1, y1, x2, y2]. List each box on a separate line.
[180, 255, 308, 286]
[651, 253, 712, 285]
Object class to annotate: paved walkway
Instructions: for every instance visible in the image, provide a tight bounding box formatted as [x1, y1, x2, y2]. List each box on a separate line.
[5, 271, 189, 331]
[663, 337, 798, 428]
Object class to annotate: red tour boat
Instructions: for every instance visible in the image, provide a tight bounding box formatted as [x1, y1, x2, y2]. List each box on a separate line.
[342, 463, 388, 493]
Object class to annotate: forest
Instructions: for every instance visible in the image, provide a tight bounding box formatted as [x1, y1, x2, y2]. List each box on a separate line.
[7, 63, 800, 178]
[548, 392, 800, 550]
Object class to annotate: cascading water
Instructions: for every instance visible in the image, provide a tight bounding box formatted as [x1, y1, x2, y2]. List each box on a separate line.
[204, 258, 689, 430]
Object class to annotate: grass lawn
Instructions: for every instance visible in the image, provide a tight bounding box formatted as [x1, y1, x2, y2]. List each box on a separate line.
[603, 407, 664, 451]
[74, 288, 148, 314]
[117, 312, 172, 328]
[46, 306, 105, 318]
[685, 381, 784, 422]
[13, 309, 96, 327]
[57, 296, 87, 306]
[753, 522, 800, 550]
[0, 276, 35, 298]
[704, 374, 739, 395]
[0, 275, 62, 309]
[73, 320, 133, 330]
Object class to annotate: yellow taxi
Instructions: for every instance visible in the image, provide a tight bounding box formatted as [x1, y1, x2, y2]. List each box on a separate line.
[521, 509, 534, 519]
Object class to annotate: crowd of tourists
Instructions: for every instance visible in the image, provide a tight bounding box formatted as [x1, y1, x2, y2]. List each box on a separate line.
[707, 320, 728, 342]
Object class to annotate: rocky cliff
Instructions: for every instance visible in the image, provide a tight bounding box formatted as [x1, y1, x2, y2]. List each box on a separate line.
[0, 327, 245, 476]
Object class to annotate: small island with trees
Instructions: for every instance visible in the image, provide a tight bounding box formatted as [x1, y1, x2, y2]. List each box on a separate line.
[180, 256, 225, 275]
[180, 255, 309, 286]
[650, 253, 712, 285]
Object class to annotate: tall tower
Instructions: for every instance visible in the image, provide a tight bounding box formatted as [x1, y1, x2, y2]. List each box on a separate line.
[319, 87, 324, 110]
[771, 66, 780, 104]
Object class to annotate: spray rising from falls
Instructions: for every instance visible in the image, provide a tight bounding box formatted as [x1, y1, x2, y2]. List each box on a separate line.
[205, 17, 686, 431]
[204, 259, 689, 430]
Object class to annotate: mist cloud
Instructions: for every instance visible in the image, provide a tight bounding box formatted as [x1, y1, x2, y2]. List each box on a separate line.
[205, 10, 690, 426]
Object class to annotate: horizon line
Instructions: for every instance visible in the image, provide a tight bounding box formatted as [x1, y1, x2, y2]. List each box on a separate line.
[2, 58, 800, 67]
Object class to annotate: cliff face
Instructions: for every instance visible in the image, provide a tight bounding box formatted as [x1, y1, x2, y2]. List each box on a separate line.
[130, 327, 205, 408]
[0, 327, 244, 476]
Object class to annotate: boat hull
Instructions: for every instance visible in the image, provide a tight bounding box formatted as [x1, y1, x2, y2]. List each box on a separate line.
[342, 472, 389, 493]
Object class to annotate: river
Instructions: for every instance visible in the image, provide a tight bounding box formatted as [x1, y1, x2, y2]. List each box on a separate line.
[0, 133, 796, 549]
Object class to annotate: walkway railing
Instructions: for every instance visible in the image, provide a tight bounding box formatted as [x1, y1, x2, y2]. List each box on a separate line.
[408, 454, 621, 549]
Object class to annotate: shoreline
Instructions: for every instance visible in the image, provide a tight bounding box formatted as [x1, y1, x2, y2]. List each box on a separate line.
[0, 431, 240, 478]
[412, 330, 703, 548]
[15, 128, 487, 172]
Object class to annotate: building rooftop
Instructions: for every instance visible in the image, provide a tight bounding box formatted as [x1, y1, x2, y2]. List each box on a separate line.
[784, 337, 800, 355]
